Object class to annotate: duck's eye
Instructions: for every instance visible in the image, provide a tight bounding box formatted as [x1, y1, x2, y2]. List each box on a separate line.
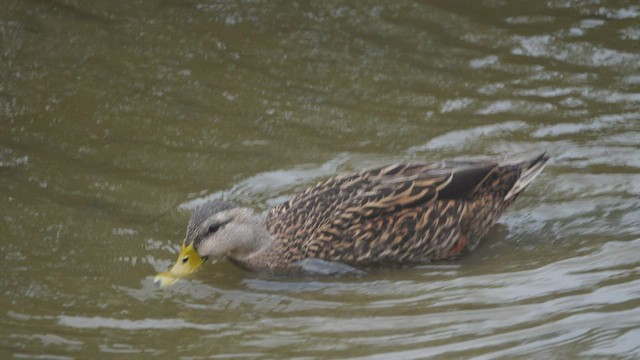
[182, 256, 189, 264]
[208, 224, 221, 233]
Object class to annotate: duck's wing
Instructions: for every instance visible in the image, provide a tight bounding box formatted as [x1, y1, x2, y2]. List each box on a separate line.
[263, 155, 548, 266]
[263, 161, 497, 259]
[264, 163, 442, 237]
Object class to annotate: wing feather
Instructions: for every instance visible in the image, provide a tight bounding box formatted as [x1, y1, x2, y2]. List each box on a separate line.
[258, 155, 547, 267]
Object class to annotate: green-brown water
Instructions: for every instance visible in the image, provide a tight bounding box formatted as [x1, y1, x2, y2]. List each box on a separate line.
[2, 1, 640, 358]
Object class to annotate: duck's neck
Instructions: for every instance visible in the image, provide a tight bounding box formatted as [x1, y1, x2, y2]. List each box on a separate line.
[227, 216, 274, 269]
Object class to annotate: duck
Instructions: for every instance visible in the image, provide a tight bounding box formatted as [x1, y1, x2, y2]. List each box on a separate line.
[155, 153, 549, 286]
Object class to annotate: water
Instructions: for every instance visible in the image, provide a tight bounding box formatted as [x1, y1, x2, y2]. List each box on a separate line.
[1, 0, 639, 358]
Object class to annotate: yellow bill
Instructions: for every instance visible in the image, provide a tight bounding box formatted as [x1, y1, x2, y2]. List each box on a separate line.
[154, 242, 207, 288]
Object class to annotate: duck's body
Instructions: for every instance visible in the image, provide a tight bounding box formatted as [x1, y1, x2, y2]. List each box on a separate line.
[155, 154, 549, 285]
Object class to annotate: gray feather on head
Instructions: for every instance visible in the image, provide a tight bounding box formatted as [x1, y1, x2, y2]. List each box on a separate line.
[185, 200, 238, 248]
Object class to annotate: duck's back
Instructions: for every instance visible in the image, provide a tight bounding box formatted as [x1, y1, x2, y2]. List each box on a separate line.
[262, 154, 549, 268]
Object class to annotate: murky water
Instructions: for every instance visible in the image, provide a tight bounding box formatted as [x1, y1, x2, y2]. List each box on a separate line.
[2, 0, 640, 358]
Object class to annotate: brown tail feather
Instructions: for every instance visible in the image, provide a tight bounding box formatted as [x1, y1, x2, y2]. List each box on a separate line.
[504, 153, 550, 200]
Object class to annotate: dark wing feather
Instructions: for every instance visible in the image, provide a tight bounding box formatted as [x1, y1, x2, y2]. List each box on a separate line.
[263, 162, 471, 263]
[264, 163, 451, 238]
[301, 162, 501, 264]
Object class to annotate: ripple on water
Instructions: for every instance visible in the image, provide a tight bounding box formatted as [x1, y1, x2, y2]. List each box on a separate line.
[100, 239, 640, 357]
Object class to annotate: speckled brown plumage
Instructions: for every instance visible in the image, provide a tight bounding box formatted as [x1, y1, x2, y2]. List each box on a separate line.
[252, 154, 549, 271]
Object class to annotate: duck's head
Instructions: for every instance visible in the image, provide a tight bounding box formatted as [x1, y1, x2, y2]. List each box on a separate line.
[154, 200, 266, 287]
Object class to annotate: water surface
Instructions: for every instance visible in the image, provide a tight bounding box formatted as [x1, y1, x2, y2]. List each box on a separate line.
[1, 0, 639, 358]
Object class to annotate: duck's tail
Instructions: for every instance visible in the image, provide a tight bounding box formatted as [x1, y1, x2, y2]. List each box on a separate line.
[504, 153, 550, 201]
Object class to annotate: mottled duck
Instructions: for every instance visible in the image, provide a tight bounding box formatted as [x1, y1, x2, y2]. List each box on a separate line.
[155, 153, 549, 286]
